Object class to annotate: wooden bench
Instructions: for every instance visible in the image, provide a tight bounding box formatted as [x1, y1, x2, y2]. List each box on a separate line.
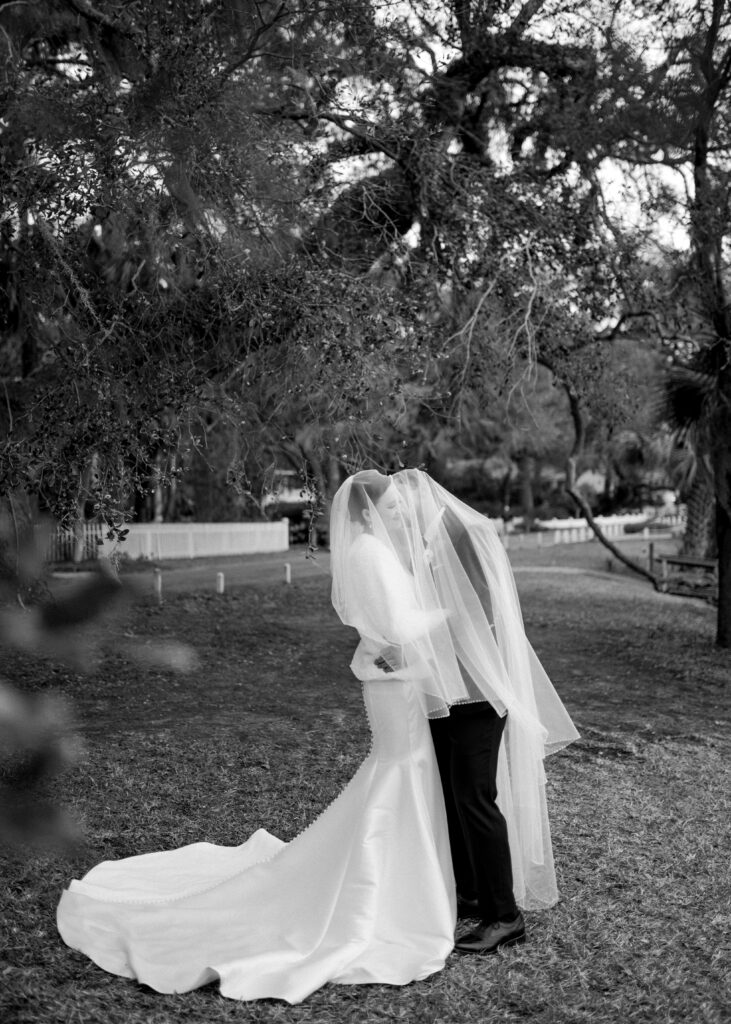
[655, 554, 718, 595]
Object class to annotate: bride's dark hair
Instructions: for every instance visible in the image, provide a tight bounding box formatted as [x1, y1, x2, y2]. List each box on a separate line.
[347, 470, 391, 522]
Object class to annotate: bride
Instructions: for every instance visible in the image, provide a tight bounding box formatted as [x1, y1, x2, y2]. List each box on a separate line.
[56, 469, 578, 1003]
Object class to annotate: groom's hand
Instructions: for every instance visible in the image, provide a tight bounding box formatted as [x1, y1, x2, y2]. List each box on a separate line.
[374, 645, 403, 673]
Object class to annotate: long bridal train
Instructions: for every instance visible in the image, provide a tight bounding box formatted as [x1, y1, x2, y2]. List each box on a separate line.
[57, 680, 457, 1005]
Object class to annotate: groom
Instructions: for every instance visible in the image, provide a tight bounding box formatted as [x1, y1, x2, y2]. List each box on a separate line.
[376, 503, 525, 954]
[427, 506, 525, 954]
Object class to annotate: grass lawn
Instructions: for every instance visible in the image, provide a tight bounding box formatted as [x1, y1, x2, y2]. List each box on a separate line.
[1, 548, 729, 1024]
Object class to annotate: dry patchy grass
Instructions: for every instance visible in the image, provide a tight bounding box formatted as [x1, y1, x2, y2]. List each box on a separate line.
[1, 563, 729, 1024]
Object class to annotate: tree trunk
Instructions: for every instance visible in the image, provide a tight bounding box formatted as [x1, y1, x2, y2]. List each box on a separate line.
[601, 461, 614, 513]
[714, 369, 731, 648]
[687, 14, 731, 645]
[17, 223, 38, 379]
[716, 495, 731, 647]
[72, 519, 87, 564]
[152, 452, 165, 523]
[296, 442, 328, 548]
[500, 467, 512, 520]
[681, 470, 716, 559]
[165, 470, 178, 521]
[327, 454, 342, 501]
[72, 452, 100, 563]
[518, 454, 535, 529]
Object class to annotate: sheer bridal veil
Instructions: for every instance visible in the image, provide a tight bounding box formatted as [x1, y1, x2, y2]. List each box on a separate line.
[330, 468, 579, 909]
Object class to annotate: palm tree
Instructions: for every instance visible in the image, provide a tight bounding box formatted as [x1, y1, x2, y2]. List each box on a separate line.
[660, 363, 718, 561]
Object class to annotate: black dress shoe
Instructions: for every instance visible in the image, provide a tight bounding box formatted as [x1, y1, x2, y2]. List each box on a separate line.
[454, 912, 526, 954]
[457, 895, 480, 920]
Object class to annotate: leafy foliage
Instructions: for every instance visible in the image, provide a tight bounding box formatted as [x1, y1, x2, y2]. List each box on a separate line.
[2, 0, 731, 637]
[0, 0, 636, 525]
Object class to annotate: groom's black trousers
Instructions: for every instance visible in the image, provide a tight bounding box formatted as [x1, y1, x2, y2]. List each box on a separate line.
[429, 701, 518, 924]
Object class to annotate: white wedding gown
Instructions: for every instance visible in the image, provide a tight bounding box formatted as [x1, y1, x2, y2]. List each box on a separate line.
[57, 677, 457, 1004]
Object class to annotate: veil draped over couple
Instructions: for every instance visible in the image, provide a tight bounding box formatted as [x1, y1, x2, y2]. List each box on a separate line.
[57, 469, 578, 1004]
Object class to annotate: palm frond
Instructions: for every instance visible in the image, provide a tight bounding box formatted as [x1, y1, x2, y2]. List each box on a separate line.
[657, 365, 716, 439]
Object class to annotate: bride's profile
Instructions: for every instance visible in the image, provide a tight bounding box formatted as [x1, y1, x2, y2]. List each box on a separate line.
[56, 469, 577, 1003]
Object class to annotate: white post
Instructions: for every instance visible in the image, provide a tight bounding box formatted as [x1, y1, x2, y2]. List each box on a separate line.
[284, 563, 292, 584]
[216, 572, 225, 595]
[153, 567, 163, 606]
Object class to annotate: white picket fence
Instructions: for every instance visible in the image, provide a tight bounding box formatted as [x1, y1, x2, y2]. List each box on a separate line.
[46, 522, 106, 563]
[48, 520, 290, 562]
[48, 511, 683, 563]
[500, 512, 684, 548]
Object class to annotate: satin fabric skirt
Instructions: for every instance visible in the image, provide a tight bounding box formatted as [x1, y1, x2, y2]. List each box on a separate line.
[56, 679, 457, 1004]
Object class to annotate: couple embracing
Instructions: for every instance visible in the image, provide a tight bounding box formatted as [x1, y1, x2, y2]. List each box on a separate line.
[57, 469, 578, 1004]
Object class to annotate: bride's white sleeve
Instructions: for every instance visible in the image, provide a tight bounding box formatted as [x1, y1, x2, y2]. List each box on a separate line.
[347, 535, 446, 646]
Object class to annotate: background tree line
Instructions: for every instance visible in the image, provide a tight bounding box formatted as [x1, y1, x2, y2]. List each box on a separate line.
[1, 0, 730, 643]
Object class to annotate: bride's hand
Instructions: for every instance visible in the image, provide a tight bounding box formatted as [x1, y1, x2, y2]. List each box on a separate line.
[374, 645, 403, 673]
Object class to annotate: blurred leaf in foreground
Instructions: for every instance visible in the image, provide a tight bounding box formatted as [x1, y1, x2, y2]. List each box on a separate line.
[0, 682, 82, 851]
[0, 544, 199, 849]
